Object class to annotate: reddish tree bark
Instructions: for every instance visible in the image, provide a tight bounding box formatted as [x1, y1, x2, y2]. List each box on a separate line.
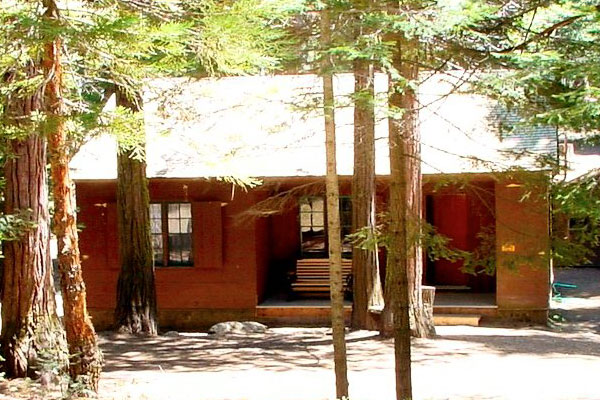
[382, 35, 435, 341]
[114, 88, 158, 335]
[1, 63, 65, 378]
[43, 1, 102, 391]
[384, 31, 435, 400]
[352, 5, 384, 330]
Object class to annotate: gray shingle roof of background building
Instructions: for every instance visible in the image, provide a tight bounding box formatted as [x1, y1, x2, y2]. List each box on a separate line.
[70, 73, 558, 180]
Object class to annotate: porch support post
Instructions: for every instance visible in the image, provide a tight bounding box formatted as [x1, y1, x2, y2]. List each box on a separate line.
[495, 175, 551, 323]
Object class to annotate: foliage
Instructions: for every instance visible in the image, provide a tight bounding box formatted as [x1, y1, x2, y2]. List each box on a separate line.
[348, 212, 496, 276]
[0, 209, 37, 242]
[467, 1, 600, 266]
[193, 0, 302, 76]
[0, 0, 298, 158]
[476, 2, 600, 130]
[552, 171, 600, 266]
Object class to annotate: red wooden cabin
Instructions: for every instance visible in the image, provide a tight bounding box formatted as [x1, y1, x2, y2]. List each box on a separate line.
[72, 73, 554, 330]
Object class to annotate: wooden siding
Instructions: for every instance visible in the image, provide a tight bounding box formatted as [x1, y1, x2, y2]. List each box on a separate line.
[495, 176, 551, 321]
[77, 179, 263, 329]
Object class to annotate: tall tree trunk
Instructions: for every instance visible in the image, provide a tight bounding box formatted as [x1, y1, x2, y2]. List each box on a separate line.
[1, 64, 66, 378]
[42, 1, 102, 391]
[351, 0, 384, 331]
[321, 6, 349, 399]
[382, 35, 435, 341]
[384, 31, 432, 400]
[394, 34, 434, 339]
[114, 88, 158, 335]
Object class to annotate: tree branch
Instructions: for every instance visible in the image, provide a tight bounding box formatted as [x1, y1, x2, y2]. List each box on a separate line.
[496, 14, 584, 54]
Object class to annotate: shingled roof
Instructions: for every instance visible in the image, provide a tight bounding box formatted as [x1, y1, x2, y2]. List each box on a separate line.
[70, 73, 558, 180]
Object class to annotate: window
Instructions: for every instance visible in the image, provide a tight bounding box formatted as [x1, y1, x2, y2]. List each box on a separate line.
[299, 196, 352, 257]
[300, 196, 326, 255]
[150, 203, 193, 267]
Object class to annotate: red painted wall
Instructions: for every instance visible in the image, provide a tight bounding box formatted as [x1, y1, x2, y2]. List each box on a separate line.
[270, 206, 300, 262]
[495, 177, 550, 316]
[77, 174, 548, 327]
[254, 191, 270, 304]
[76, 179, 264, 325]
[424, 180, 496, 291]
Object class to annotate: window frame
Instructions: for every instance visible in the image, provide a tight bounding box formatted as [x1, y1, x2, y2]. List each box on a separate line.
[298, 195, 352, 258]
[150, 202, 194, 268]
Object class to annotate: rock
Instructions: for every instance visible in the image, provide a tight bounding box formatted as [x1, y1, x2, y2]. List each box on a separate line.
[208, 321, 267, 335]
[163, 330, 180, 337]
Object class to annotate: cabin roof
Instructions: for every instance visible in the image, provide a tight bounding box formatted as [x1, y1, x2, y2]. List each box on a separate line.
[70, 73, 558, 180]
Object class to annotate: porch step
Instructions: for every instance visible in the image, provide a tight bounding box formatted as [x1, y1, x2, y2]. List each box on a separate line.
[433, 314, 481, 326]
[435, 285, 471, 291]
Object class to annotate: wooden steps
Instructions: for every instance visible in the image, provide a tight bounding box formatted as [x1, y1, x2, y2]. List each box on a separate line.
[433, 314, 482, 326]
[435, 285, 471, 291]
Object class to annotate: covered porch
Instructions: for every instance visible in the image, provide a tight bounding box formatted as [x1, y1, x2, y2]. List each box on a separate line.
[255, 291, 498, 327]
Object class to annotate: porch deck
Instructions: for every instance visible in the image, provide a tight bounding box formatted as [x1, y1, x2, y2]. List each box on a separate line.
[433, 292, 498, 317]
[256, 298, 353, 326]
[256, 292, 498, 326]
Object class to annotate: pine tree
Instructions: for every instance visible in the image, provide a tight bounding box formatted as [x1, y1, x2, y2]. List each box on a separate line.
[42, 0, 102, 390]
[385, 30, 420, 399]
[114, 86, 158, 335]
[0, 0, 68, 379]
[351, 0, 384, 331]
[108, 0, 296, 334]
[474, 2, 600, 265]
[321, 3, 349, 398]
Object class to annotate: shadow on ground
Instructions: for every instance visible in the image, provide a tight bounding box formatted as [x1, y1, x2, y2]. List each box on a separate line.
[553, 267, 600, 333]
[99, 329, 388, 374]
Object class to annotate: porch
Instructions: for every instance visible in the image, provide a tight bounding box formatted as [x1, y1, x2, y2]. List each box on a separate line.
[256, 292, 497, 327]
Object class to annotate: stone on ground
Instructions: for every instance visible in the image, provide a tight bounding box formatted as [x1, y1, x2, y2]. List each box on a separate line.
[208, 321, 268, 335]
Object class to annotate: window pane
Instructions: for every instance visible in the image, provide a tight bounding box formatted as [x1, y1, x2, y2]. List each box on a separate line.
[151, 219, 162, 234]
[312, 197, 324, 212]
[150, 204, 162, 219]
[169, 239, 182, 264]
[180, 219, 192, 233]
[168, 203, 180, 219]
[312, 212, 324, 227]
[179, 203, 191, 218]
[342, 242, 352, 254]
[181, 237, 192, 263]
[169, 234, 192, 265]
[168, 218, 181, 234]
[340, 197, 352, 254]
[340, 197, 352, 212]
[300, 212, 311, 228]
[152, 234, 163, 266]
[301, 231, 326, 253]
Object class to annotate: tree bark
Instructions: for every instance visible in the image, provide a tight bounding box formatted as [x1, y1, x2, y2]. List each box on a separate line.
[395, 33, 435, 340]
[42, 1, 102, 391]
[321, 6, 349, 399]
[351, 0, 384, 332]
[384, 31, 432, 400]
[382, 34, 435, 341]
[114, 88, 158, 335]
[1, 64, 66, 378]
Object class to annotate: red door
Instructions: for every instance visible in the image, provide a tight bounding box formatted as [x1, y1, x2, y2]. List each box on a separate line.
[432, 194, 469, 286]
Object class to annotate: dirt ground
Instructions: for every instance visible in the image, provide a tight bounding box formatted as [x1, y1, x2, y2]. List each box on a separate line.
[1, 267, 599, 400]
